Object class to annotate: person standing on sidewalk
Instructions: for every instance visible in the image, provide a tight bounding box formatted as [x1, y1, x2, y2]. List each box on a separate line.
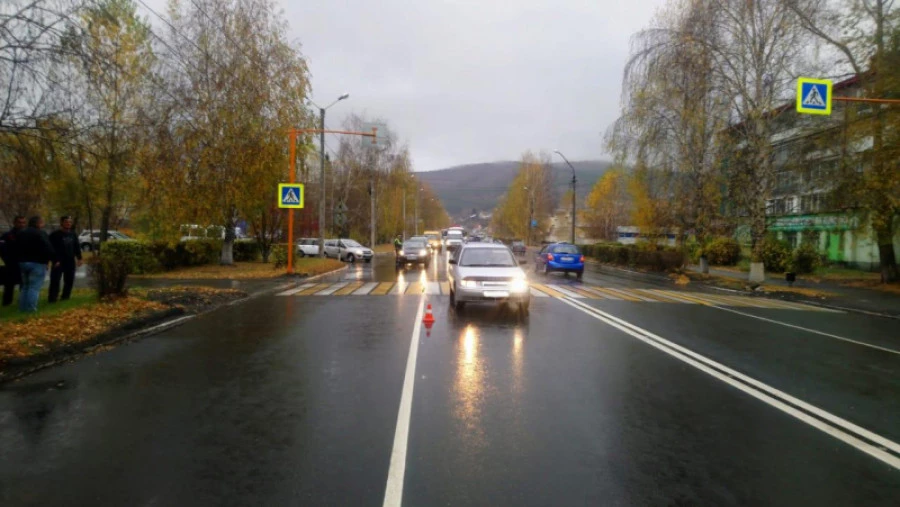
[0, 215, 26, 306]
[16, 216, 55, 313]
[48, 215, 82, 303]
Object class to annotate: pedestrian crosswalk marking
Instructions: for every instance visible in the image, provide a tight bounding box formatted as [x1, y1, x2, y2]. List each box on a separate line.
[353, 282, 379, 295]
[299, 283, 331, 296]
[370, 282, 394, 295]
[333, 282, 364, 296]
[277, 281, 834, 311]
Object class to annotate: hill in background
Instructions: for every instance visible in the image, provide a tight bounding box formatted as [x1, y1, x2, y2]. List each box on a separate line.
[417, 160, 613, 218]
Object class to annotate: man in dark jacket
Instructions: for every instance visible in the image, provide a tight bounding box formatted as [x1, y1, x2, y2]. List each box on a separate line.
[0, 215, 26, 306]
[48, 216, 83, 303]
[16, 216, 55, 312]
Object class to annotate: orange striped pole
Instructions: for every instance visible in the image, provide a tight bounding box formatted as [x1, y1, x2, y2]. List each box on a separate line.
[287, 129, 296, 275]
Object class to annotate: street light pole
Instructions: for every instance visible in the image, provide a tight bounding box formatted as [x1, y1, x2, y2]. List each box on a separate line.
[554, 150, 577, 244]
[315, 93, 349, 258]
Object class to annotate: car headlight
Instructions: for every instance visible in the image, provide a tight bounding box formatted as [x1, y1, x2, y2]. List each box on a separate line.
[399, 250, 404, 255]
[461, 280, 478, 288]
[510, 278, 529, 292]
[419, 249, 427, 256]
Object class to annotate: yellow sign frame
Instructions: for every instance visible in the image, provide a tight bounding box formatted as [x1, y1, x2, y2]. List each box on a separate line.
[278, 183, 304, 209]
[796, 77, 832, 115]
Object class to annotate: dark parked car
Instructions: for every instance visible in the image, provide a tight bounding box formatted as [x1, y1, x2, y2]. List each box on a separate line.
[511, 240, 527, 255]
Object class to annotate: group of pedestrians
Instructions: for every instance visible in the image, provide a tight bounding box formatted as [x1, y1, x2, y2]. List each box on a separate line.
[0, 215, 83, 313]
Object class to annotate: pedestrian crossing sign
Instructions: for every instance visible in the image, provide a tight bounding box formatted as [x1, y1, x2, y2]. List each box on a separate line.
[796, 77, 832, 115]
[278, 183, 304, 209]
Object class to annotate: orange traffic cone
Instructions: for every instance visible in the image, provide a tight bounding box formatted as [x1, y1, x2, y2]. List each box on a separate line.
[423, 304, 435, 325]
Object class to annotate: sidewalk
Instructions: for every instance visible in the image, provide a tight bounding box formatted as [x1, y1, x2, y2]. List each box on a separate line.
[687, 265, 900, 318]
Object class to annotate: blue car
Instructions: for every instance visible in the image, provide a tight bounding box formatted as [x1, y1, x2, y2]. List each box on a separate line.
[534, 242, 584, 279]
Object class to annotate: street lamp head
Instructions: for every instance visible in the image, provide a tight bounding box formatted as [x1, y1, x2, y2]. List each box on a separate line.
[338, 93, 350, 100]
[553, 149, 561, 155]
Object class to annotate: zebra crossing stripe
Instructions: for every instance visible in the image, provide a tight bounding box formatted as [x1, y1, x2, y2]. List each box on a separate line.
[566, 287, 602, 299]
[426, 282, 440, 295]
[405, 282, 424, 295]
[370, 282, 395, 295]
[276, 283, 315, 296]
[530, 287, 550, 298]
[333, 282, 364, 295]
[636, 289, 692, 303]
[578, 286, 620, 300]
[353, 282, 379, 295]
[316, 282, 348, 296]
[532, 284, 565, 298]
[547, 285, 585, 299]
[593, 287, 642, 301]
[658, 290, 715, 306]
[299, 283, 332, 296]
[440, 281, 450, 295]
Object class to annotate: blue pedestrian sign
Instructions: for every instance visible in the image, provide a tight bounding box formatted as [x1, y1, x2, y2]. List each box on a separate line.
[796, 77, 832, 115]
[531, 219, 538, 228]
[278, 183, 304, 209]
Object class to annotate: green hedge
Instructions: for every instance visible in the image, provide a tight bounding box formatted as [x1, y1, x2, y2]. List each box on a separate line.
[790, 242, 820, 274]
[702, 237, 741, 266]
[233, 240, 260, 262]
[90, 241, 157, 297]
[580, 242, 685, 271]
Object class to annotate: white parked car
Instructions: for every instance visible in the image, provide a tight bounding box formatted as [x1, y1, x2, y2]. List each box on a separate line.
[448, 242, 530, 315]
[296, 238, 321, 257]
[79, 230, 134, 251]
[324, 238, 373, 263]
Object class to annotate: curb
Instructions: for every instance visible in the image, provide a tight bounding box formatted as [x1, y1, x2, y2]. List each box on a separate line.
[0, 264, 350, 384]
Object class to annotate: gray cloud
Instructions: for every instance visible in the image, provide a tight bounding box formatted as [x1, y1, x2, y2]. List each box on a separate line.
[146, 0, 666, 171]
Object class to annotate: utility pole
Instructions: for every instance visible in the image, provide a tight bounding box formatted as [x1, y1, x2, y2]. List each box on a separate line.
[414, 186, 420, 235]
[318, 107, 326, 257]
[402, 186, 406, 240]
[369, 168, 376, 248]
[554, 150, 577, 244]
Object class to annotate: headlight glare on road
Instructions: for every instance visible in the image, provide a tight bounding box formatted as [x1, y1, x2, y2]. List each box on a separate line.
[511, 278, 529, 292]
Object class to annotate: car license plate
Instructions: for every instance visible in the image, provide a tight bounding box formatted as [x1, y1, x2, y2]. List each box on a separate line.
[484, 290, 509, 298]
[408, 255, 417, 259]
[561, 256, 574, 262]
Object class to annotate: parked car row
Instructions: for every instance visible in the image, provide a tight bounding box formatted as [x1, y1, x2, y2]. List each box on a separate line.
[295, 238, 374, 263]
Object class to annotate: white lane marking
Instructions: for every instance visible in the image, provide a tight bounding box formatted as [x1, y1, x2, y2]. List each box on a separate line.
[530, 287, 550, 298]
[353, 282, 379, 295]
[426, 281, 440, 295]
[383, 295, 426, 507]
[547, 284, 584, 298]
[710, 304, 900, 355]
[559, 296, 900, 468]
[315, 282, 347, 296]
[276, 283, 315, 296]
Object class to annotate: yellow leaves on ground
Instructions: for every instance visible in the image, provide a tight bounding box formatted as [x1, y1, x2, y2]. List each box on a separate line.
[759, 286, 838, 298]
[0, 297, 167, 361]
[131, 259, 345, 280]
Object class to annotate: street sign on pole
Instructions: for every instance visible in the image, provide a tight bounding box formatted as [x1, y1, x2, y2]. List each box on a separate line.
[362, 122, 387, 149]
[278, 183, 304, 209]
[796, 77, 832, 115]
[531, 219, 538, 228]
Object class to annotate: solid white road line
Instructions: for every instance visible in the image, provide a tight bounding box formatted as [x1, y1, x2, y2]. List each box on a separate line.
[559, 296, 900, 468]
[315, 282, 348, 296]
[353, 282, 379, 295]
[710, 304, 900, 355]
[275, 283, 315, 296]
[383, 295, 426, 507]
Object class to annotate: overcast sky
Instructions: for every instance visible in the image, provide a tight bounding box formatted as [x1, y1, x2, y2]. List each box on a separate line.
[144, 0, 667, 171]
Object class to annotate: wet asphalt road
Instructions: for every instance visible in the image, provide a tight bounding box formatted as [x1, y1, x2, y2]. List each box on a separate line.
[2, 251, 899, 506]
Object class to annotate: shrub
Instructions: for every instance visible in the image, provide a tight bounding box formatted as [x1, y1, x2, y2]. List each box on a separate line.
[703, 237, 741, 266]
[758, 236, 791, 272]
[583, 242, 684, 271]
[91, 241, 160, 298]
[272, 244, 288, 268]
[790, 242, 820, 274]
[182, 239, 222, 266]
[233, 240, 260, 262]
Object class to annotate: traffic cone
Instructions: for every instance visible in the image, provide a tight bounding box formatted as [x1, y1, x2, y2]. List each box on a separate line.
[423, 304, 435, 325]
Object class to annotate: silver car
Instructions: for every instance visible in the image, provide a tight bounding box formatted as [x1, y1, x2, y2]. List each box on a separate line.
[324, 238, 374, 263]
[448, 243, 531, 314]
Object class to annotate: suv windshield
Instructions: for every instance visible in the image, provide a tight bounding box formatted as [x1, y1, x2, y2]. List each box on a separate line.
[459, 247, 516, 267]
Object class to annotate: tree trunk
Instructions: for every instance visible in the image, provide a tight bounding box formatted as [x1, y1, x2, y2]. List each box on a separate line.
[875, 223, 899, 283]
[220, 205, 236, 265]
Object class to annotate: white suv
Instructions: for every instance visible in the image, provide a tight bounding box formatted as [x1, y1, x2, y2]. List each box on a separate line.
[324, 238, 374, 263]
